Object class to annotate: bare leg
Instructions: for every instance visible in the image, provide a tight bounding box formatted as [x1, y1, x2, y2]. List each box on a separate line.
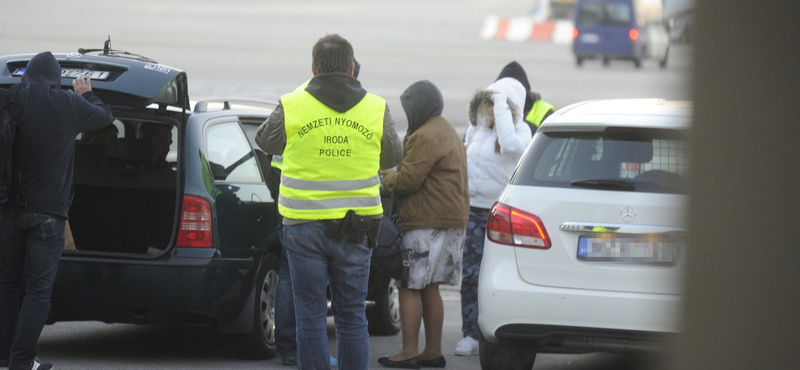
[419, 283, 444, 361]
[389, 287, 422, 361]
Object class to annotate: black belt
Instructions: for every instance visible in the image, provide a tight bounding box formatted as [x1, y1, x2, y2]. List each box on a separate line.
[325, 210, 381, 248]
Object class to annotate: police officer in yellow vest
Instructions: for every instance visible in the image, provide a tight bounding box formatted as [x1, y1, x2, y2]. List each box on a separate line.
[263, 60, 362, 369]
[256, 34, 402, 370]
[496, 61, 555, 134]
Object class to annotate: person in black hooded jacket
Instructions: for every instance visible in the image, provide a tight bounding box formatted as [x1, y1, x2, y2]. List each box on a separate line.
[496, 61, 555, 134]
[0, 51, 113, 370]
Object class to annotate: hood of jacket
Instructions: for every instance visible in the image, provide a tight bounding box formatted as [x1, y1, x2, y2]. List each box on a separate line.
[401, 80, 443, 136]
[467, 77, 524, 127]
[496, 61, 535, 114]
[496, 61, 530, 92]
[304, 72, 367, 113]
[21, 52, 61, 89]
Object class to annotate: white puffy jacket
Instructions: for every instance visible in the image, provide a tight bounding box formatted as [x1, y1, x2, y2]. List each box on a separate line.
[464, 77, 532, 209]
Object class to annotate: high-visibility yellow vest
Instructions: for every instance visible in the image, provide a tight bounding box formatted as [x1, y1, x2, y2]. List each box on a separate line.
[524, 100, 555, 128]
[278, 90, 385, 220]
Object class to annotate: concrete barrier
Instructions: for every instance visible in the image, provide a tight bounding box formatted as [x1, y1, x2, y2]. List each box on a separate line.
[481, 16, 575, 45]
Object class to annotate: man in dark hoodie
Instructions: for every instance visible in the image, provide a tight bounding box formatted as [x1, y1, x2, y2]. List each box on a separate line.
[0, 51, 113, 370]
[256, 34, 402, 370]
[265, 60, 360, 370]
[496, 61, 555, 134]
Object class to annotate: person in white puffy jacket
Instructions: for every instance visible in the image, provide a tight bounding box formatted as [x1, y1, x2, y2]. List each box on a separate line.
[456, 77, 532, 356]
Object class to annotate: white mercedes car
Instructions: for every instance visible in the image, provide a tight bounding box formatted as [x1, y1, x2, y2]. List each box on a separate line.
[477, 99, 690, 370]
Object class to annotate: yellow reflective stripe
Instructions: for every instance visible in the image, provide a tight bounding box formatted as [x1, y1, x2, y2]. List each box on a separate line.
[279, 183, 380, 213]
[281, 174, 379, 191]
[279, 193, 381, 211]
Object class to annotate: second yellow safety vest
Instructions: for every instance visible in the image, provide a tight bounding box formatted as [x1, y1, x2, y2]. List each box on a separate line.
[524, 100, 555, 128]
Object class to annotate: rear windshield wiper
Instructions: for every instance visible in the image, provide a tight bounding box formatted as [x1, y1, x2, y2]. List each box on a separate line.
[570, 179, 636, 191]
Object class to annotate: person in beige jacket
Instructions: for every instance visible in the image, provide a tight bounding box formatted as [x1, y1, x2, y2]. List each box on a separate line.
[378, 80, 469, 369]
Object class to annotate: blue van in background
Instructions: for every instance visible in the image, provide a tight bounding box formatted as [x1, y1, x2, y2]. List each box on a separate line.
[572, 0, 670, 68]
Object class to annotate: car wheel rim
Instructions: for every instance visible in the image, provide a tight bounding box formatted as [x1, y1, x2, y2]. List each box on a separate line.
[388, 278, 401, 323]
[260, 269, 279, 344]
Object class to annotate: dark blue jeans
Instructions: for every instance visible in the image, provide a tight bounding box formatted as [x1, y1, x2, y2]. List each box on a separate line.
[284, 221, 371, 370]
[274, 222, 298, 360]
[0, 206, 65, 370]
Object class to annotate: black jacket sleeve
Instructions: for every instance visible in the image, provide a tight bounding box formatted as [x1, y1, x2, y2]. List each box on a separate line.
[71, 91, 114, 134]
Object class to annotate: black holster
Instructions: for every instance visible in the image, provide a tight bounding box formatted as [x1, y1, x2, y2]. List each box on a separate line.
[325, 210, 381, 249]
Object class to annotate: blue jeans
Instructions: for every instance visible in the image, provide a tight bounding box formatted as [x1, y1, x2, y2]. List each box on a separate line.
[284, 221, 371, 370]
[0, 206, 66, 370]
[275, 221, 298, 360]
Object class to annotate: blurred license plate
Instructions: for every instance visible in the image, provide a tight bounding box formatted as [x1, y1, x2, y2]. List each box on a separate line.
[12, 67, 110, 80]
[581, 33, 600, 43]
[577, 235, 679, 264]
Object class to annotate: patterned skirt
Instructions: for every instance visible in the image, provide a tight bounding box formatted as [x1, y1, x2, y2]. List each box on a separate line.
[401, 227, 466, 290]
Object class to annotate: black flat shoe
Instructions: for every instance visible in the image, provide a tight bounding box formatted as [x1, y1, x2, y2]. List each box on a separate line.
[419, 356, 447, 367]
[420, 355, 446, 368]
[377, 355, 421, 369]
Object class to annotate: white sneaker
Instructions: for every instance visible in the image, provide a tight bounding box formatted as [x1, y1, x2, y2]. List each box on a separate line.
[454, 336, 479, 356]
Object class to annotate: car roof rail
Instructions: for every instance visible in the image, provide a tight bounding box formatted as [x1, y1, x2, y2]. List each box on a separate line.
[193, 98, 279, 113]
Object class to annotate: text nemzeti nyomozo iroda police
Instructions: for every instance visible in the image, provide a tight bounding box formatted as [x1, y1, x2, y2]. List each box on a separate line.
[296, 116, 376, 157]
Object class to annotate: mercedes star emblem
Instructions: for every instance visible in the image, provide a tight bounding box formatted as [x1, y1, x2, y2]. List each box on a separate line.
[620, 206, 636, 222]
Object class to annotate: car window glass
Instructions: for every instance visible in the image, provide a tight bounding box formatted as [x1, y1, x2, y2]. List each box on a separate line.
[605, 3, 632, 25]
[206, 122, 260, 182]
[578, 2, 631, 26]
[513, 129, 688, 193]
[167, 127, 178, 163]
[240, 122, 260, 149]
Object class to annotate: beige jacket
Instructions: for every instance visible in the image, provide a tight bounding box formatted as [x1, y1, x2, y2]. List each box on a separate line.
[382, 116, 469, 230]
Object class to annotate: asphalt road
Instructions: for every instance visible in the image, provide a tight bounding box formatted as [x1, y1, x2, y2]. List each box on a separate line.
[5, 0, 690, 369]
[38, 285, 670, 370]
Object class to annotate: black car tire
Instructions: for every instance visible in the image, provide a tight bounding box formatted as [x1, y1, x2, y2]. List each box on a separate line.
[366, 275, 401, 335]
[479, 338, 537, 370]
[231, 252, 280, 359]
[603, 57, 610, 67]
[576, 57, 584, 67]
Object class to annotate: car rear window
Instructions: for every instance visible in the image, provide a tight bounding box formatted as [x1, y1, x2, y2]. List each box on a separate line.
[577, 1, 632, 26]
[511, 128, 688, 194]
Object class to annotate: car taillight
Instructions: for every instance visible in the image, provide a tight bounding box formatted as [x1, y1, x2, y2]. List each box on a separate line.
[572, 28, 579, 38]
[487, 202, 551, 249]
[629, 28, 639, 40]
[176, 195, 213, 248]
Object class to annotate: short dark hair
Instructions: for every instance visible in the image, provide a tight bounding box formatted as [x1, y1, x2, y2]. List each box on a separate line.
[312, 34, 354, 74]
